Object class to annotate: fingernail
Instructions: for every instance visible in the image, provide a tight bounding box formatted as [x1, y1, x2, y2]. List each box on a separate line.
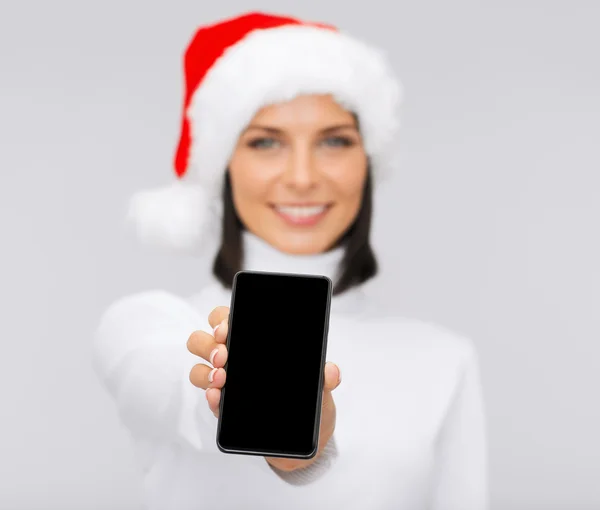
[337, 366, 342, 384]
[208, 367, 217, 383]
[213, 324, 220, 336]
[209, 347, 219, 365]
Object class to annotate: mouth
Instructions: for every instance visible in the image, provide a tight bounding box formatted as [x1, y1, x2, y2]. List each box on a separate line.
[270, 203, 332, 226]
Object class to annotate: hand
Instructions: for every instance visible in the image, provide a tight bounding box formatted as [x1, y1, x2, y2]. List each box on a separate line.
[187, 305, 342, 472]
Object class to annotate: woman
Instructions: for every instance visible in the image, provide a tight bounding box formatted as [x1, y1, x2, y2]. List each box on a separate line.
[93, 11, 488, 510]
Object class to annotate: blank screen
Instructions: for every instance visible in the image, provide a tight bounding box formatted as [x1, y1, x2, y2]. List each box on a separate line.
[217, 271, 331, 456]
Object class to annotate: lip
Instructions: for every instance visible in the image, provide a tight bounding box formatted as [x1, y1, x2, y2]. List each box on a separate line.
[273, 202, 330, 206]
[270, 203, 332, 227]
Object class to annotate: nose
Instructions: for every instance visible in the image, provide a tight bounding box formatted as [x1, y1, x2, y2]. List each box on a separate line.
[281, 143, 319, 191]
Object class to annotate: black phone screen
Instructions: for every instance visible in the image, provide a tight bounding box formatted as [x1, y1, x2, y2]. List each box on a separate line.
[216, 271, 332, 458]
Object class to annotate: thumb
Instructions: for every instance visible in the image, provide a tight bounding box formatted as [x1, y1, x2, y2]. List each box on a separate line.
[323, 362, 342, 393]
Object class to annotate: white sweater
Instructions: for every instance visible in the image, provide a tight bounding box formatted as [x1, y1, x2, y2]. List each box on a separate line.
[92, 232, 488, 510]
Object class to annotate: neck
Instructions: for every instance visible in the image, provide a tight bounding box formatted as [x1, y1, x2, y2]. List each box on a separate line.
[241, 230, 343, 281]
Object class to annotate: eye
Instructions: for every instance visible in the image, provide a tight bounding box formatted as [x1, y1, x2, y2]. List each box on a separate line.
[321, 136, 356, 148]
[247, 137, 280, 149]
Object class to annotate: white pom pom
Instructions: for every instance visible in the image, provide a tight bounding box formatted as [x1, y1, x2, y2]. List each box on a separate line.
[125, 180, 213, 253]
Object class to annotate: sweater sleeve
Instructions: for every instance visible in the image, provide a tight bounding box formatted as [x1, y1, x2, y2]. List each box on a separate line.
[91, 290, 218, 452]
[267, 435, 338, 485]
[429, 343, 489, 510]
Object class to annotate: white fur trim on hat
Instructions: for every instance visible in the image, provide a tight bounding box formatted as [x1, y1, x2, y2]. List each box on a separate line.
[187, 24, 403, 198]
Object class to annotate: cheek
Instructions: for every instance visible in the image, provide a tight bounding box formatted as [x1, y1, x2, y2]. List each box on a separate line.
[228, 156, 274, 220]
[230, 173, 264, 203]
[324, 158, 368, 207]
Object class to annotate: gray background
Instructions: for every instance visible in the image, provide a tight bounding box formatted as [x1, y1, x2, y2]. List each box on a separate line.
[1, 1, 598, 509]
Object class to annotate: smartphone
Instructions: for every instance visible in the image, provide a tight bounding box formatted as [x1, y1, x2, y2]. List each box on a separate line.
[216, 270, 332, 459]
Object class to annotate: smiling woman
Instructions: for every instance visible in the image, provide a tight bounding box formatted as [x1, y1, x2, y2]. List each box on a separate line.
[92, 11, 488, 510]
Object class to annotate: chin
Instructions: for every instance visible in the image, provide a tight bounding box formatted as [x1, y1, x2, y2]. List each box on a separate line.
[269, 232, 332, 255]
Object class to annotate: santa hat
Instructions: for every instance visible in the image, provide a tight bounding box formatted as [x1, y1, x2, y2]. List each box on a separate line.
[126, 11, 403, 254]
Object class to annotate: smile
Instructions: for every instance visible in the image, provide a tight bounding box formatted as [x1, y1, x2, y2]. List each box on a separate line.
[271, 203, 332, 226]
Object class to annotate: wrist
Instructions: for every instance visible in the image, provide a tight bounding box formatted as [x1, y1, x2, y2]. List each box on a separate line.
[265, 434, 333, 472]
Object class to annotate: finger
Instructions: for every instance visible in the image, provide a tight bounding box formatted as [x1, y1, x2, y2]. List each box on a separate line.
[213, 318, 229, 345]
[323, 362, 342, 393]
[208, 306, 229, 331]
[189, 363, 227, 390]
[206, 387, 221, 417]
[187, 330, 227, 367]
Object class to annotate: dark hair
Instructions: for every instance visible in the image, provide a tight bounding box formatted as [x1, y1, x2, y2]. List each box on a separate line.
[211, 164, 378, 296]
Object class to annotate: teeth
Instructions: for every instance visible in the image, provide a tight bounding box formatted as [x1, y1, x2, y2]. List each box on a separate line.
[276, 205, 327, 218]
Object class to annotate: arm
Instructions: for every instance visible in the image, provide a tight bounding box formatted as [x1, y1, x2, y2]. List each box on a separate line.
[92, 290, 337, 484]
[430, 344, 489, 510]
[92, 290, 217, 452]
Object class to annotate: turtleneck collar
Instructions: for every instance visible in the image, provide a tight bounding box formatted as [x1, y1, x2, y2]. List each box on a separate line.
[241, 230, 343, 280]
[240, 230, 367, 314]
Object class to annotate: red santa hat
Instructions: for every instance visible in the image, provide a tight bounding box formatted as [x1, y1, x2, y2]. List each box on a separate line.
[126, 11, 403, 253]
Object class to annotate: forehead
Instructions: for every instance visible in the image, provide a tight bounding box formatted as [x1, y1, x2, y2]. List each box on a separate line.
[248, 94, 355, 130]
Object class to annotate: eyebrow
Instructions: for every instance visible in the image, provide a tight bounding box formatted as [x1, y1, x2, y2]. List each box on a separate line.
[243, 123, 358, 135]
